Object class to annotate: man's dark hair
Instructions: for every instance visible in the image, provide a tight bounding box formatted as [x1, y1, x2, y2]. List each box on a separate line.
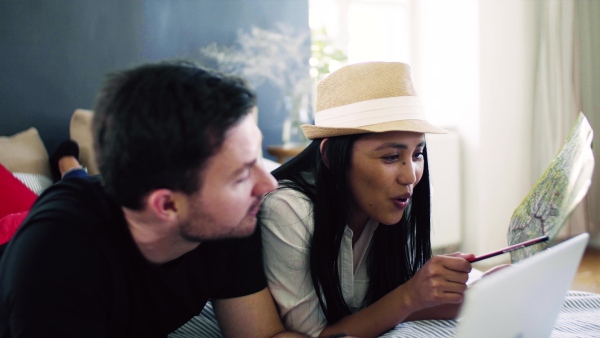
[93, 61, 256, 209]
[267, 135, 432, 324]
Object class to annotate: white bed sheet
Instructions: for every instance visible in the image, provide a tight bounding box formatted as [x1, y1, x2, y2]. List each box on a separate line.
[169, 290, 600, 338]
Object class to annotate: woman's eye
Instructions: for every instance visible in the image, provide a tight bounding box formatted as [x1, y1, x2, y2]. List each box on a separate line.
[414, 152, 424, 160]
[382, 155, 400, 162]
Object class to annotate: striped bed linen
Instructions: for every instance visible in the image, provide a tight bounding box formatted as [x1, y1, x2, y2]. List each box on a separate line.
[12, 172, 53, 196]
[169, 291, 600, 338]
[381, 291, 600, 337]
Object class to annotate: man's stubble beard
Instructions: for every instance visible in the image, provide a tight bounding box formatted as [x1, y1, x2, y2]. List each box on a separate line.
[178, 207, 257, 243]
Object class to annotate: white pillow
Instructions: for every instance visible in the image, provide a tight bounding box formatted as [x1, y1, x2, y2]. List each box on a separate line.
[12, 172, 53, 196]
[0, 127, 52, 179]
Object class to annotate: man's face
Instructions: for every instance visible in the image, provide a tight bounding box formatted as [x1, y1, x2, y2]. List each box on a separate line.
[179, 113, 277, 241]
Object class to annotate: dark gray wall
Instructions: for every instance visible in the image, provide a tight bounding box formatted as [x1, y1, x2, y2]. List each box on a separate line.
[0, 0, 309, 160]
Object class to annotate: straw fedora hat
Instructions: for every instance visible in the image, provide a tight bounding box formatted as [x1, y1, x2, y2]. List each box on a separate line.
[301, 61, 447, 139]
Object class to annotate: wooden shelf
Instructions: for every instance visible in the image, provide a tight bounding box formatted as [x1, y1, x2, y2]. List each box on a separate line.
[267, 144, 307, 164]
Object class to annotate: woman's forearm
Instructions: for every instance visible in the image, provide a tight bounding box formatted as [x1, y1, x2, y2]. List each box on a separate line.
[318, 283, 421, 338]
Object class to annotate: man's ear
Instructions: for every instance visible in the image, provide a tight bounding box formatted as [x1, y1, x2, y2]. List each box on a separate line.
[146, 189, 184, 221]
[320, 138, 330, 168]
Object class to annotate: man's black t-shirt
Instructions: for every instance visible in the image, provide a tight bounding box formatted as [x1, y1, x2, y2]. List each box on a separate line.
[0, 176, 267, 337]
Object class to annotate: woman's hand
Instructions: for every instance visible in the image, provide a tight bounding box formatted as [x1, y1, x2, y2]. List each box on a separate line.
[319, 253, 476, 337]
[401, 252, 474, 312]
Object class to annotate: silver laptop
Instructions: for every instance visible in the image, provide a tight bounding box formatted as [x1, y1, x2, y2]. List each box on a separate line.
[455, 232, 589, 338]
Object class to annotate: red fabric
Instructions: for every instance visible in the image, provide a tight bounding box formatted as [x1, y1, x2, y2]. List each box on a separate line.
[0, 163, 37, 218]
[0, 211, 29, 245]
[0, 163, 37, 244]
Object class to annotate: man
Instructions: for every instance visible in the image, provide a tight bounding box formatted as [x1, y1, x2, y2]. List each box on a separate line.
[0, 62, 300, 337]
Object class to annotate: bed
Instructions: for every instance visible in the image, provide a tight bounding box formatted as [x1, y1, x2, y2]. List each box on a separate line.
[2, 110, 599, 337]
[170, 291, 600, 337]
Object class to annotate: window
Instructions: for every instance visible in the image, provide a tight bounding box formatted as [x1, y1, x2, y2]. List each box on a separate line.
[309, 0, 479, 129]
[310, 0, 411, 67]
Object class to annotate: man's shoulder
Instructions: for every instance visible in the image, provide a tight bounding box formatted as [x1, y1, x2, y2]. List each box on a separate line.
[32, 176, 115, 219]
[7, 175, 124, 261]
[0, 177, 128, 310]
[37, 175, 104, 202]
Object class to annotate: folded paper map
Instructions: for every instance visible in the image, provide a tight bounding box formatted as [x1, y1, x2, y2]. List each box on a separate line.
[507, 112, 594, 263]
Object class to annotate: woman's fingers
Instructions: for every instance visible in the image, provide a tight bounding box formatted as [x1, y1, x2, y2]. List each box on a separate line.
[444, 251, 476, 262]
[429, 255, 472, 273]
[446, 269, 470, 284]
[425, 280, 467, 304]
[406, 255, 473, 308]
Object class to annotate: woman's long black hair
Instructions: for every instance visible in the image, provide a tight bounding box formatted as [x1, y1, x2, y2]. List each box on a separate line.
[268, 134, 433, 324]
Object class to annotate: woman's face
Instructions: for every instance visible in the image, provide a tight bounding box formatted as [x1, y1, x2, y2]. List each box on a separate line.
[347, 131, 425, 228]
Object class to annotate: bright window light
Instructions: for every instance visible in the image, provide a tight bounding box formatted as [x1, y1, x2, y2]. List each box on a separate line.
[309, 0, 479, 133]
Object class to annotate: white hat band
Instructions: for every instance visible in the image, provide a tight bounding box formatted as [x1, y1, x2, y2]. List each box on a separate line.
[315, 96, 426, 128]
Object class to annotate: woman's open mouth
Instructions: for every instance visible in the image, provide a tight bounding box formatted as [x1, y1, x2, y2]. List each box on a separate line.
[392, 193, 411, 209]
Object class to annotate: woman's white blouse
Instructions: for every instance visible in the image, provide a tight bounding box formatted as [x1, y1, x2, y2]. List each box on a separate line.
[261, 188, 378, 337]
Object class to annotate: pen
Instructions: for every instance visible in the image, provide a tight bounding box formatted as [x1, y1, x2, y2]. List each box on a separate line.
[467, 235, 550, 263]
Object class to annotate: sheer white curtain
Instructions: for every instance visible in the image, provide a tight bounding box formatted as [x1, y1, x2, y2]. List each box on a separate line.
[577, 1, 600, 244]
[532, 0, 599, 241]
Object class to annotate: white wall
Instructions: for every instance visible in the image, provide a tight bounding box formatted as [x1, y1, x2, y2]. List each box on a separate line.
[414, 0, 538, 266]
[411, 0, 479, 253]
[428, 130, 462, 249]
[465, 0, 537, 266]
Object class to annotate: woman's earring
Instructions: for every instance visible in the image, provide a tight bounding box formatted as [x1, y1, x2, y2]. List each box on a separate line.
[320, 138, 330, 168]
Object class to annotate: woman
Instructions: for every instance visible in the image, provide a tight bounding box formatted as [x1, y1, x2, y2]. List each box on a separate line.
[260, 61, 475, 338]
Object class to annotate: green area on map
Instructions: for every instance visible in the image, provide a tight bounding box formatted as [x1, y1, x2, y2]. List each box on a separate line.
[507, 113, 594, 263]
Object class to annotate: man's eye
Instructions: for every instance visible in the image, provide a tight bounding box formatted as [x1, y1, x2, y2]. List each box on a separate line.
[236, 170, 251, 183]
